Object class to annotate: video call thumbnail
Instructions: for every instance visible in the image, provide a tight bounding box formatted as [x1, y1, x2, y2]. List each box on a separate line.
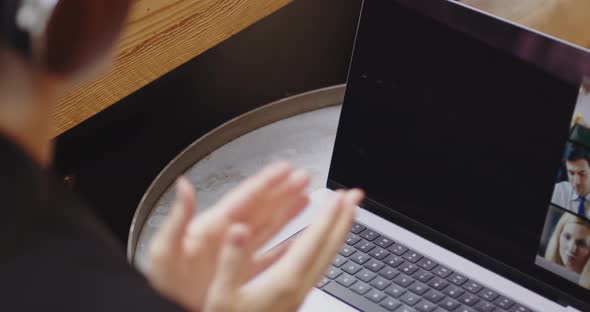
[538, 80, 590, 290]
[550, 81, 590, 220]
[551, 142, 590, 219]
[537, 205, 590, 289]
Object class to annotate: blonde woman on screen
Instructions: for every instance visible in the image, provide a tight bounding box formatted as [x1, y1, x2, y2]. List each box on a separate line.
[545, 212, 590, 288]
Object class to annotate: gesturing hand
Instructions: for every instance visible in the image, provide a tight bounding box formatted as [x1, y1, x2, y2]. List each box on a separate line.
[204, 190, 363, 312]
[146, 161, 364, 312]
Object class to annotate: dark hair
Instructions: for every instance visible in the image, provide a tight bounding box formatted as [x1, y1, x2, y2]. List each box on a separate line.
[565, 142, 590, 164]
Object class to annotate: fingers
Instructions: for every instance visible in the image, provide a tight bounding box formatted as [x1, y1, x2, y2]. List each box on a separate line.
[214, 161, 293, 214]
[187, 163, 309, 247]
[255, 192, 309, 244]
[253, 168, 310, 226]
[284, 189, 363, 283]
[151, 177, 196, 254]
[184, 163, 306, 258]
[248, 239, 294, 279]
[205, 224, 252, 312]
[209, 163, 311, 249]
[242, 189, 363, 302]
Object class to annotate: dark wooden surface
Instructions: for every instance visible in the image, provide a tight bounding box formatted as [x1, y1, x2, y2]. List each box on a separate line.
[52, 0, 292, 137]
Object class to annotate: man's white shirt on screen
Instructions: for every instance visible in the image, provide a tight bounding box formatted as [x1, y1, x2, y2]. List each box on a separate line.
[552, 181, 590, 219]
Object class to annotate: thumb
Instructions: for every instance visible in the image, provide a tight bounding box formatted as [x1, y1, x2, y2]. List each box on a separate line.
[154, 177, 196, 252]
[205, 224, 251, 312]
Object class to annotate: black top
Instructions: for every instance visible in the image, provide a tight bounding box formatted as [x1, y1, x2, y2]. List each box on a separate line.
[0, 135, 181, 311]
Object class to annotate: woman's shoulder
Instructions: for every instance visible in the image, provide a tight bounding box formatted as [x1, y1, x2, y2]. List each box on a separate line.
[0, 135, 181, 311]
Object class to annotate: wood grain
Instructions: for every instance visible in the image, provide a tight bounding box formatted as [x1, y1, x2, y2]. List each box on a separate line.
[463, 0, 590, 48]
[52, 0, 291, 137]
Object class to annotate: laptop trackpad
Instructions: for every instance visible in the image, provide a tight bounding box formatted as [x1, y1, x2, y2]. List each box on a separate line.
[299, 288, 358, 312]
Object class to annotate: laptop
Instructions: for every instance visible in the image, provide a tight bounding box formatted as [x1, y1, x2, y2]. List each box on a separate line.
[264, 0, 590, 311]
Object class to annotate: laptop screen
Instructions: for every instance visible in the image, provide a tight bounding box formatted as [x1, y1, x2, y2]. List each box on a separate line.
[329, 0, 590, 308]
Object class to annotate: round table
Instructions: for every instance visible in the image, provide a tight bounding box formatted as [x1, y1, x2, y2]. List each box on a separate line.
[128, 85, 345, 271]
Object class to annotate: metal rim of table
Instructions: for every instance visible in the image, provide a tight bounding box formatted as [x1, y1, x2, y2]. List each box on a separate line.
[127, 84, 346, 261]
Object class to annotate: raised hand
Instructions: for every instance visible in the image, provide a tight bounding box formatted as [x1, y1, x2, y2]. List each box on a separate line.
[146, 162, 363, 311]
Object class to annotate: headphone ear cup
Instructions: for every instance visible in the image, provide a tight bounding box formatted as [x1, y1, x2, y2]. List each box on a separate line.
[1, 0, 32, 59]
[42, 0, 131, 76]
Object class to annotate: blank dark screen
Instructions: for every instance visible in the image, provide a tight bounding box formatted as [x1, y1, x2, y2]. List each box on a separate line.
[329, 0, 588, 301]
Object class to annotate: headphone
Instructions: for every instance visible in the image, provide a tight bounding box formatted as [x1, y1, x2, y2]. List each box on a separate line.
[1, 0, 131, 76]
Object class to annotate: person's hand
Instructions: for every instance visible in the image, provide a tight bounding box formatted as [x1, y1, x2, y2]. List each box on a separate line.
[146, 161, 363, 311]
[203, 190, 363, 312]
[147, 162, 308, 310]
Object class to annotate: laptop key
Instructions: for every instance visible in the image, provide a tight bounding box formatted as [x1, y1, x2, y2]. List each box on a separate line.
[379, 266, 400, 280]
[336, 273, 358, 287]
[369, 247, 391, 260]
[408, 282, 429, 295]
[402, 251, 423, 263]
[439, 297, 461, 311]
[366, 258, 386, 272]
[376, 236, 395, 248]
[462, 281, 483, 294]
[389, 243, 409, 255]
[385, 283, 407, 298]
[333, 254, 348, 267]
[432, 265, 453, 278]
[384, 254, 405, 268]
[323, 281, 391, 312]
[477, 288, 499, 301]
[493, 296, 515, 309]
[356, 268, 378, 283]
[417, 258, 438, 271]
[380, 297, 403, 311]
[458, 292, 480, 306]
[393, 273, 415, 287]
[442, 284, 465, 298]
[360, 229, 381, 241]
[351, 252, 371, 265]
[423, 289, 445, 303]
[366, 289, 387, 303]
[427, 277, 449, 291]
[398, 262, 419, 275]
[399, 291, 420, 306]
[413, 269, 434, 283]
[342, 262, 362, 275]
[370, 276, 392, 290]
[340, 244, 356, 257]
[317, 277, 331, 288]
[456, 305, 476, 312]
[448, 272, 468, 286]
[346, 233, 362, 245]
[415, 299, 436, 312]
[350, 281, 372, 295]
[351, 223, 366, 234]
[395, 305, 417, 312]
[510, 305, 532, 312]
[325, 266, 343, 279]
[473, 301, 496, 312]
[355, 239, 376, 252]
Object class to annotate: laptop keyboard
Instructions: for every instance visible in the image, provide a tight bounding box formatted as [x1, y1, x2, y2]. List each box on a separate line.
[316, 222, 535, 312]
